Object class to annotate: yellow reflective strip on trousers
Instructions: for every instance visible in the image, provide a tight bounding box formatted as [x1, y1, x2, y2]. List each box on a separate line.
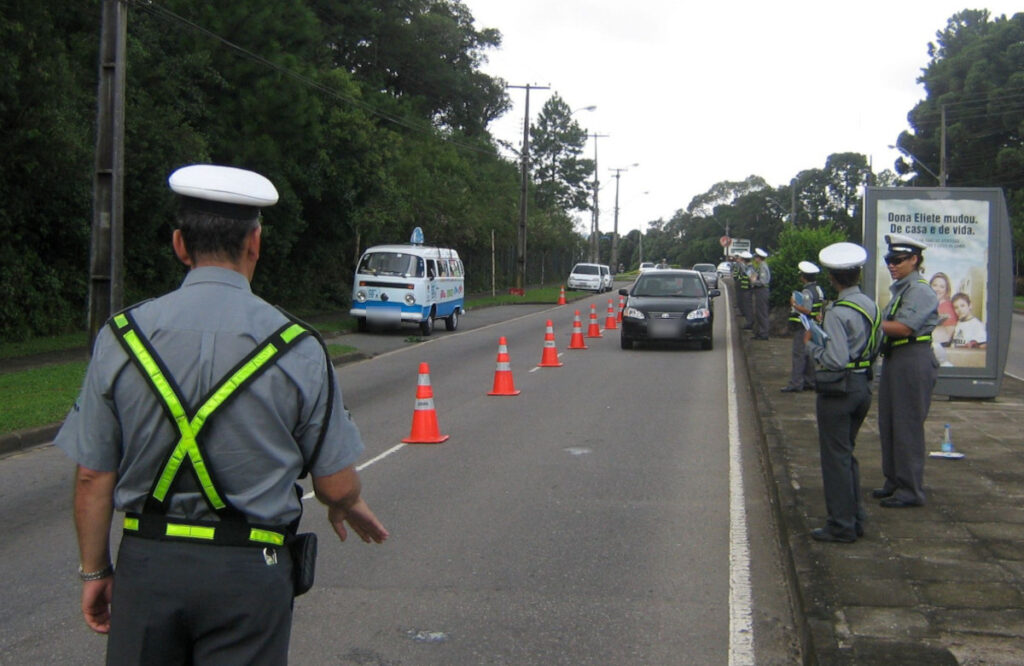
[124, 517, 140, 531]
[249, 528, 286, 546]
[165, 523, 216, 540]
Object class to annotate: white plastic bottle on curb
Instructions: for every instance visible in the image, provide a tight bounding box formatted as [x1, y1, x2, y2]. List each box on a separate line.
[941, 424, 954, 453]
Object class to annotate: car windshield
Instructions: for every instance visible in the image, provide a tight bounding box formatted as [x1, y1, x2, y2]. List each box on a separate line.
[634, 275, 706, 298]
[693, 264, 715, 272]
[573, 265, 599, 275]
[358, 252, 423, 277]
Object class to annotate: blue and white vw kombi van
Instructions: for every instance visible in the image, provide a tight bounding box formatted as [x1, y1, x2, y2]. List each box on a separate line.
[350, 228, 465, 336]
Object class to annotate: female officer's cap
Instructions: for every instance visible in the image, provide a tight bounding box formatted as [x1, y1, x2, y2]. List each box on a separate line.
[169, 164, 278, 220]
[819, 242, 867, 270]
[797, 260, 820, 274]
[884, 232, 927, 254]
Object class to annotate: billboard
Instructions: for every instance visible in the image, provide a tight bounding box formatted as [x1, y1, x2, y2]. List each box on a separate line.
[863, 187, 1013, 398]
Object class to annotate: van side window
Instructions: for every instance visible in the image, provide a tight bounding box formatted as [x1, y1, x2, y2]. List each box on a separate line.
[427, 260, 437, 278]
[438, 259, 450, 277]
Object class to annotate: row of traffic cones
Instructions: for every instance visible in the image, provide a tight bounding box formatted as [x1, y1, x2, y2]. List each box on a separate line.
[403, 302, 624, 443]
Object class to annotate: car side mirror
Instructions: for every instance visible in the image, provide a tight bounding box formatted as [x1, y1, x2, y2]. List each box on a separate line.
[618, 288, 629, 296]
[709, 289, 721, 298]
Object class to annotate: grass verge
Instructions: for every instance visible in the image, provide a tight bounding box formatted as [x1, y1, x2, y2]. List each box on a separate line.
[0, 361, 88, 433]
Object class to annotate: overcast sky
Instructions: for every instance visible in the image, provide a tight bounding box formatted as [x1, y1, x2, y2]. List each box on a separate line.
[462, 1, 1019, 235]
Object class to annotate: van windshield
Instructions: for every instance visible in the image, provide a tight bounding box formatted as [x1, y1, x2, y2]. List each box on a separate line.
[358, 252, 424, 277]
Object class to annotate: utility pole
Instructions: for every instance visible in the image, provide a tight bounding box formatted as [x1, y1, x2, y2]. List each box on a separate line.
[507, 84, 549, 294]
[939, 104, 948, 187]
[608, 163, 637, 273]
[90, 0, 127, 346]
[587, 132, 609, 263]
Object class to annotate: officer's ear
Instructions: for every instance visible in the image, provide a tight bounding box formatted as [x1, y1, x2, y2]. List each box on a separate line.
[172, 229, 193, 267]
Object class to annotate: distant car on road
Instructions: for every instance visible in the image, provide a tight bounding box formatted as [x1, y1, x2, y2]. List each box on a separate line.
[567, 262, 607, 292]
[717, 261, 732, 278]
[639, 261, 655, 273]
[618, 269, 720, 350]
[692, 263, 719, 289]
[599, 264, 612, 291]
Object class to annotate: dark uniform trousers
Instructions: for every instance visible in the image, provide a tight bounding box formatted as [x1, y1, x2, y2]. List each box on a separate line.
[738, 286, 753, 327]
[789, 325, 815, 389]
[816, 371, 871, 537]
[877, 343, 938, 505]
[753, 286, 770, 337]
[107, 536, 294, 666]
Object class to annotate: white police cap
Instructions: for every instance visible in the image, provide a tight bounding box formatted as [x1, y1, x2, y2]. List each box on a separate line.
[884, 232, 927, 254]
[169, 164, 278, 219]
[738, 250, 753, 259]
[797, 260, 820, 274]
[754, 247, 768, 258]
[818, 242, 867, 270]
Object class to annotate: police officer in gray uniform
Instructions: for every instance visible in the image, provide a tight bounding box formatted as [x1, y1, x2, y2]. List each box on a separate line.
[751, 247, 771, 339]
[782, 260, 825, 392]
[806, 243, 880, 542]
[736, 251, 755, 329]
[56, 164, 389, 664]
[874, 233, 939, 508]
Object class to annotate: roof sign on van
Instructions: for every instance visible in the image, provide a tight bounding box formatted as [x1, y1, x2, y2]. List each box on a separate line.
[410, 226, 425, 245]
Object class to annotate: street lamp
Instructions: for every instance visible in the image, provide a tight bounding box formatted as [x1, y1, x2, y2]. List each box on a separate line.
[889, 144, 941, 184]
[609, 163, 639, 273]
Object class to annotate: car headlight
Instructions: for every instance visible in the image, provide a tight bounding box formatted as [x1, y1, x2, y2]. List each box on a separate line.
[624, 307, 645, 319]
[404, 293, 416, 305]
[687, 308, 711, 320]
[355, 290, 367, 303]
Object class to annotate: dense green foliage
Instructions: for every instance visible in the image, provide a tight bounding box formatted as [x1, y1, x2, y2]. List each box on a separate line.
[1, 4, 1019, 343]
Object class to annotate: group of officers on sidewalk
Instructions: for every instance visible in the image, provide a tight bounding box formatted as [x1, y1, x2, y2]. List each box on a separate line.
[733, 234, 941, 544]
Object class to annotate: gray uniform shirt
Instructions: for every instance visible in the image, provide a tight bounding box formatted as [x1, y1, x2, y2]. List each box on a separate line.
[55, 267, 364, 526]
[886, 273, 939, 335]
[808, 286, 877, 371]
[752, 261, 770, 287]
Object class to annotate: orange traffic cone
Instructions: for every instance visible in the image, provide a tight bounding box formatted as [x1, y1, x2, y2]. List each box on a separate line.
[488, 337, 521, 396]
[538, 320, 563, 367]
[568, 310, 588, 349]
[557, 285, 567, 305]
[402, 362, 450, 443]
[586, 303, 603, 338]
[604, 299, 618, 330]
[617, 294, 625, 323]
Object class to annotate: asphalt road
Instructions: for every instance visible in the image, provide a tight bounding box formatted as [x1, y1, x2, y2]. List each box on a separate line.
[0, 286, 800, 664]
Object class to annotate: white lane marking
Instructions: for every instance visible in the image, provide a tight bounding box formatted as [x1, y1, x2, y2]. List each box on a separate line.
[301, 443, 407, 499]
[726, 286, 755, 665]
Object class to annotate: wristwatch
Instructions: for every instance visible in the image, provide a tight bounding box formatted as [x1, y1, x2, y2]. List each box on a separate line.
[78, 563, 114, 581]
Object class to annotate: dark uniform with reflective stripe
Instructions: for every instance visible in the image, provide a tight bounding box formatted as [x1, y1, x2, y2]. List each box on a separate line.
[807, 287, 880, 539]
[878, 275, 939, 505]
[56, 267, 364, 664]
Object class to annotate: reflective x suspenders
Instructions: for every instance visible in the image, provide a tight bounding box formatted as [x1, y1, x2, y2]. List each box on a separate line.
[109, 308, 319, 547]
[833, 299, 881, 371]
[881, 279, 933, 356]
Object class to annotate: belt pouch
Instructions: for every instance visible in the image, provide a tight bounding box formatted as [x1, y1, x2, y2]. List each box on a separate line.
[814, 369, 849, 396]
[289, 532, 318, 596]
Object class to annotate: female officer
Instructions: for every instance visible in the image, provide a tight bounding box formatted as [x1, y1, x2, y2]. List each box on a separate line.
[874, 233, 940, 508]
[806, 243, 879, 542]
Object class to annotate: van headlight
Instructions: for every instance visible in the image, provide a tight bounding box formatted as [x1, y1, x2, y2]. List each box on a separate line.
[404, 293, 416, 305]
[355, 290, 367, 303]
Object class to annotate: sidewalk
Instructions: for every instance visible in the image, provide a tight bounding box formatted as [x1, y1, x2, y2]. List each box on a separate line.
[738, 315, 1024, 663]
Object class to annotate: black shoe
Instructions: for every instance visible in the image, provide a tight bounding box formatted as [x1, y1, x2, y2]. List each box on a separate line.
[811, 527, 856, 543]
[879, 496, 923, 508]
[780, 386, 801, 393]
[855, 523, 864, 538]
[803, 385, 816, 391]
[870, 488, 894, 499]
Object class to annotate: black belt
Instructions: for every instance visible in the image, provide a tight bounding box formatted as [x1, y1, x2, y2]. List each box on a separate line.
[123, 513, 289, 547]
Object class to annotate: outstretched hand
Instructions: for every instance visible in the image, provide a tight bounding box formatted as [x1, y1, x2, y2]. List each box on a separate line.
[328, 498, 389, 544]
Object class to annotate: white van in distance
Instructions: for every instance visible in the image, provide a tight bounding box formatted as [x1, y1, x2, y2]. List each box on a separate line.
[350, 228, 464, 335]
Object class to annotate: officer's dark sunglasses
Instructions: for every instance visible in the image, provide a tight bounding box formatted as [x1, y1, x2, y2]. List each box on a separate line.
[884, 253, 912, 266]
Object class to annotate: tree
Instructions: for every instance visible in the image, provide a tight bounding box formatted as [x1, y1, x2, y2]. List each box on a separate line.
[529, 93, 594, 213]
